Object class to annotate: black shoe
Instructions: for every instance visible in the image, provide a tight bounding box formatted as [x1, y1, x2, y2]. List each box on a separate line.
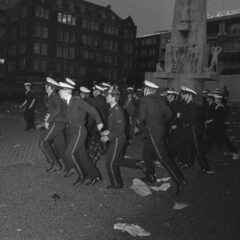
[64, 169, 74, 178]
[201, 168, 210, 174]
[176, 179, 188, 194]
[141, 175, 156, 183]
[46, 165, 54, 173]
[107, 184, 123, 189]
[73, 177, 85, 186]
[86, 177, 102, 186]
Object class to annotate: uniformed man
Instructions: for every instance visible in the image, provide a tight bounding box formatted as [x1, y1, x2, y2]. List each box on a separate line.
[101, 88, 126, 189]
[59, 81, 103, 185]
[213, 94, 239, 160]
[139, 80, 187, 194]
[204, 93, 216, 153]
[39, 77, 66, 172]
[179, 87, 210, 173]
[87, 85, 109, 164]
[79, 86, 91, 99]
[19, 83, 36, 131]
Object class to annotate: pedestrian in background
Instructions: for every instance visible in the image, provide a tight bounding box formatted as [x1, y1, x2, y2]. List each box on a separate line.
[19, 83, 36, 131]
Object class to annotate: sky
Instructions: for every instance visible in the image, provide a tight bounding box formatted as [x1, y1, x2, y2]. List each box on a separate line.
[88, 0, 240, 36]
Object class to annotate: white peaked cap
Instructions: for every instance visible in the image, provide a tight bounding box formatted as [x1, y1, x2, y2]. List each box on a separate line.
[185, 87, 197, 95]
[144, 80, 159, 89]
[24, 82, 31, 86]
[127, 87, 134, 91]
[212, 94, 222, 99]
[167, 90, 179, 95]
[80, 86, 90, 93]
[59, 82, 74, 90]
[94, 85, 104, 91]
[101, 82, 111, 87]
[46, 77, 59, 87]
[66, 77, 76, 86]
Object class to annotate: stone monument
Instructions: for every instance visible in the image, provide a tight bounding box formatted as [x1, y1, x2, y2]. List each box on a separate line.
[152, 0, 219, 92]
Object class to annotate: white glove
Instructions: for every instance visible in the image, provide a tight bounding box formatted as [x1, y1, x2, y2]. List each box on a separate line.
[97, 123, 103, 131]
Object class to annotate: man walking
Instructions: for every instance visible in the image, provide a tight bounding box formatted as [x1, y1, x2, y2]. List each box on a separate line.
[139, 80, 187, 194]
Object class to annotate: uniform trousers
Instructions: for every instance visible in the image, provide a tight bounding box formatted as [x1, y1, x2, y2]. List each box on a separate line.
[185, 126, 209, 170]
[39, 122, 65, 167]
[205, 123, 215, 153]
[143, 129, 184, 185]
[24, 108, 35, 130]
[65, 125, 102, 180]
[106, 133, 126, 186]
[215, 129, 238, 153]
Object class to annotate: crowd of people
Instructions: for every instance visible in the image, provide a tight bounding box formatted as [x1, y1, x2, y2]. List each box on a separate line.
[20, 77, 239, 194]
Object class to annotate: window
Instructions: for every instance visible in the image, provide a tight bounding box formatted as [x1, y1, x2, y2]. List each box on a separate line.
[35, 7, 49, 19]
[34, 41, 48, 55]
[82, 19, 99, 31]
[104, 25, 119, 35]
[8, 45, 16, 56]
[56, 46, 75, 59]
[19, 57, 26, 71]
[19, 42, 26, 54]
[57, 12, 76, 26]
[20, 6, 28, 18]
[34, 25, 48, 39]
[33, 59, 47, 72]
[8, 61, 16, 72]
[20, 25, 26, 38]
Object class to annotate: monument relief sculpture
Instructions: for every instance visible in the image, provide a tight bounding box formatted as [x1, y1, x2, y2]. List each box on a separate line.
[180, 0, 189, 23]
[210, 46, 223, 73]
[156, 63, 163, 73]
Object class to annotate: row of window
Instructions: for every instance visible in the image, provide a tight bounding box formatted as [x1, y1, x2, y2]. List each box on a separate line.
[8, 58, 75, 75]
[56, 46, 75, 59]
[139, 61, 156, 69]
[57, 12, 76, 26]
[82, 19, 99, 31]
[57, 30, 76, 43]
[139, 48, 156, 57]
[225, 36, 240, 51]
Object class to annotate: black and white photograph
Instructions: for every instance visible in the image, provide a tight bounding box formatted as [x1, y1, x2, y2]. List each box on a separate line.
[0, 0, 240, 239]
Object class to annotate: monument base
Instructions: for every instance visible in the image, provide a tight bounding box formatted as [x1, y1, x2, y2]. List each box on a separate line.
[145, 72, 219, 93]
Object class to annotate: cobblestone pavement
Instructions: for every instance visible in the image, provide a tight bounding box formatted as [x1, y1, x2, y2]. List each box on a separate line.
[0, 115, 240, 240]
[0, 118, 43, 167]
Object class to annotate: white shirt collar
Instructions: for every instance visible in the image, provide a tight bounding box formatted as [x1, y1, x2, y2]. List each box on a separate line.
[66, 96, 72, 104]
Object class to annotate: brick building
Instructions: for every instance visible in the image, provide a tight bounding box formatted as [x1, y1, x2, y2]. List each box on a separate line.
[5, 0, 136, 95]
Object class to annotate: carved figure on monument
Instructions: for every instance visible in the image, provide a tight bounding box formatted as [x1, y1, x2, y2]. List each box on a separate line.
[156, 63, 163, 73]
[188, 44, 200, 73]
[180, 0, 189, 23]
[210, 46, 223, 73]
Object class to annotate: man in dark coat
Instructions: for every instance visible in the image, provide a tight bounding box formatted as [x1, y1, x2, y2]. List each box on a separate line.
[59, 81, 104, 186]
[19, 83, 36, 131]
[101, 88, 126, 189]
[139, 80, 187, 194]
[39, 77, 66, 172]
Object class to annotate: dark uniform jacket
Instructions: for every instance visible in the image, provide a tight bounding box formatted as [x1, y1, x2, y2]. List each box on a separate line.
[46, 92, 65, 125]
[87, 94, 108, 130]
[180, 101, 201, 131]
[213, 104, 226, 132]
[107, 104, 126, 141]
[64, 96, 102, 127]
[139, 94, 172, 137]
[25, 90, 36, 109]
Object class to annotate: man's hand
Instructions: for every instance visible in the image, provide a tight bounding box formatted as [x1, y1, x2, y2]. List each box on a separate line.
[44, 114, 50, 122]
[101, 130, 110, 136]
[101, 135, 109, 143]
[176, 113, 181, 118]
[97, 123, 103, 131]
[44, 122, 49, 129]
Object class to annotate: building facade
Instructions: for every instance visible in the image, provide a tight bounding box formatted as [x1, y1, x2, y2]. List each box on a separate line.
[5, 0, 136, 95]
[207, 13, 240, 75]
[136, 13, 240, 78]
[136, 31, 170, 79]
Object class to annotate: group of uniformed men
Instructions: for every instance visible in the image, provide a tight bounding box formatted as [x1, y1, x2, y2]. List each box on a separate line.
[23, 76, 239, 194]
